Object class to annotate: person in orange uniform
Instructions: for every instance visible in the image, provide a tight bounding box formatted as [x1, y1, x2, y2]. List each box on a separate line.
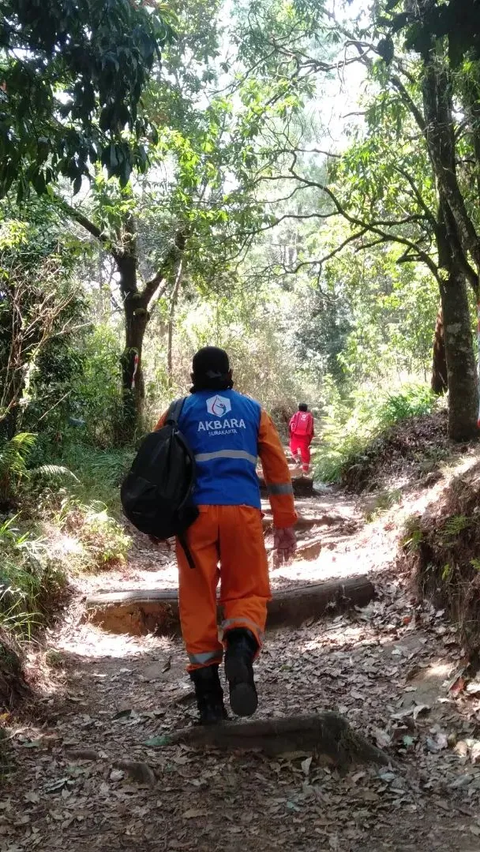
[289, 403, 314, 474]
[154, 347, 297, 724]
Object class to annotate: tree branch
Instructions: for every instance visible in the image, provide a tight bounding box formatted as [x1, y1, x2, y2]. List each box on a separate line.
[141, 229, 187, 307]
[56, 197, 106, 244]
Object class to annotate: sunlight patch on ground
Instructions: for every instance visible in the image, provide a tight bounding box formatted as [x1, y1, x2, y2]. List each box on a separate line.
[271, 555, 367, 585]
[300, 623, 379, 650]
[55, 622, 171, 660]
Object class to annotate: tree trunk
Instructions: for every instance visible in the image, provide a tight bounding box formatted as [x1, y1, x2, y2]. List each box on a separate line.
[167, 260, 183, 389]
[64, 204, 187, 444]
[440, 266, 478, 440]
[118, 253, 149, 443]
[431, 307, 448, 394]
[418, 46, 479, 439]
[434, 195, 479, 441]
[421, 40, 480, 272]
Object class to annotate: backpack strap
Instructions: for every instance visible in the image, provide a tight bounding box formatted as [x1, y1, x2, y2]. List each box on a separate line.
[178, 530, 196, 570]
[166, 396, 186, 426]
[166, 396, 196, 569]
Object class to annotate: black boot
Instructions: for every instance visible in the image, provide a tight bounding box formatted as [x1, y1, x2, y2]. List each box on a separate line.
[190, 665, 228, 725]
[224, 628, 258, 717]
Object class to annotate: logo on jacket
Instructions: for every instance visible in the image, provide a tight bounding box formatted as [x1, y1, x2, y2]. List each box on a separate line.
[206, 395, 231, 416]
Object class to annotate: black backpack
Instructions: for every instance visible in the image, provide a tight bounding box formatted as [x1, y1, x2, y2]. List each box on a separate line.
[120, 398, 199, 568]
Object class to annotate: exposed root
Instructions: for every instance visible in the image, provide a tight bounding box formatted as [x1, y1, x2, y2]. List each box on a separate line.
[158, 712, 395, 769]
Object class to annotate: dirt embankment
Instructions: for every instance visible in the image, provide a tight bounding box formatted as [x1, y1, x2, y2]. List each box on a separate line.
[341, 409, 456, 494]
[335, 407, 480, 651]
[404, 459, 480, 651]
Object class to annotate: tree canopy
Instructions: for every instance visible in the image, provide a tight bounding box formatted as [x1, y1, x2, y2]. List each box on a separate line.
[1, 0, 480, 444]
[0, 0, 174, 197]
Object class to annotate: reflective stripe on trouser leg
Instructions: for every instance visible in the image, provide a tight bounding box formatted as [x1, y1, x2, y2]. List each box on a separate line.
[188, 650, 223, 668]
[221, 617, 265, 645]
[218, 505, 271, 658]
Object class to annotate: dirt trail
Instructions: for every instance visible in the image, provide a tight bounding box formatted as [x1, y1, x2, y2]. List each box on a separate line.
[3, 477, 480, 852]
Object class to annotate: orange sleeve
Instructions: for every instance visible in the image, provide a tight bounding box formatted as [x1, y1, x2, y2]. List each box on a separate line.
[258, 409, 297, 528]
[154, 410, 169, 431]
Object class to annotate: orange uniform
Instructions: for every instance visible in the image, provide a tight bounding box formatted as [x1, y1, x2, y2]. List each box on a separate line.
[289, 408, 314, 473]
[155, 404, 296, 671]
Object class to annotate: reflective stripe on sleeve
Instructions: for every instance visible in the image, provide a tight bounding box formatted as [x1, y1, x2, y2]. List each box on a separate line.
[188, 650, 223, 666]
[266, 482, 294, 496]
[194, 449, 257, 465]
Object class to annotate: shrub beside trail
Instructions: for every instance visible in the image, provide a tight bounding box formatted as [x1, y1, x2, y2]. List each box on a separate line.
[313, 381, 438, 488]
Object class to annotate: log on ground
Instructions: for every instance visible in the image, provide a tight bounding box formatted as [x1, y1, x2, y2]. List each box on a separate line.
[86, 576, 375, 635]
[154, 712, 393, 769]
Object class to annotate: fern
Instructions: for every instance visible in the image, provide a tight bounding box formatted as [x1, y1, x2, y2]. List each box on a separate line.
[0, 432, 36, 502]
[442, 515, 472, 540]
[32, 464, 78, 482]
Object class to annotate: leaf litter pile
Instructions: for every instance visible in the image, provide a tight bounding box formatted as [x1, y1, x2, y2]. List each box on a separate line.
[4, 482, 480, 851]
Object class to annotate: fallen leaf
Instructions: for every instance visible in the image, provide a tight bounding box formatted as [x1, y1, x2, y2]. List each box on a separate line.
[301, 757, 312, 776]
[361, 790, 380, 802]
[412, 704, 430, 720]
[449, 675, 466, 696]
[454, 740, 469, 758]
[24, 792, 40, 804]
[426, 737, 442, 754]
[183, 809, 205, 820]
[351, 771, 366, 783]
[44, 778, 69, 793]
[372, 727, 392, 749]
[109, 769, 124, 782]
[434, 732, 448, 750]
[113, 709, 132, 720]
[378, 770, 396, 783]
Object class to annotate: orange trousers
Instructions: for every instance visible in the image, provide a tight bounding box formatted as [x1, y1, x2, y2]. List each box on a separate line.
[175, 505, 271, 671]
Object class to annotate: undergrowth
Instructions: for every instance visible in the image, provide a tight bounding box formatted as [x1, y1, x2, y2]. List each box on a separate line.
[0, 516, 66, 638]
[0, 727, 11, 779]
[314, 380, 436, 483]
[0, 435, 134, 637]
[30, 437, 134, 512]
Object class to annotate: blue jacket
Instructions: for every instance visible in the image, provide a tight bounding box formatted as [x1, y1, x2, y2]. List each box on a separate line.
[178, 389, 262, 508]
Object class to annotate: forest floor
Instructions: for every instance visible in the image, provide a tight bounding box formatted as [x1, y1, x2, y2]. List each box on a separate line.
[4, 442, 480, 852]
